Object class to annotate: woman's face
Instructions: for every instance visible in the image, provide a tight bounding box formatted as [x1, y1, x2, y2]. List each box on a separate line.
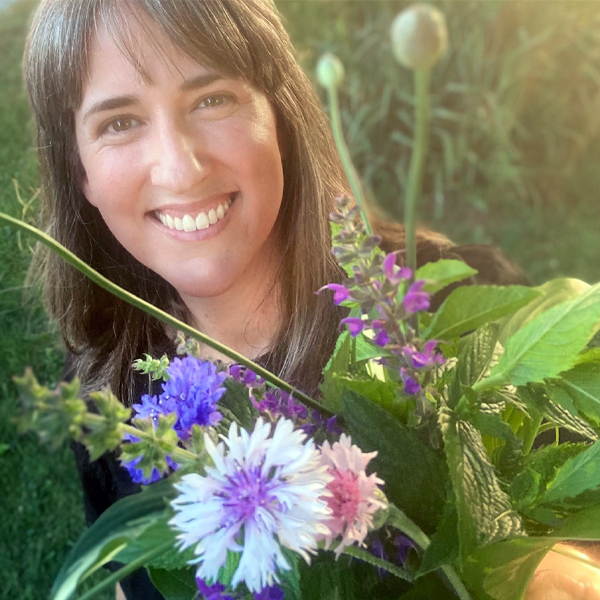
[75, 19, 285, 301]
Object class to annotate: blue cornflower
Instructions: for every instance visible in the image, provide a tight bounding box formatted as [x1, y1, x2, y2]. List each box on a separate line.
[162, 357, 228, 438]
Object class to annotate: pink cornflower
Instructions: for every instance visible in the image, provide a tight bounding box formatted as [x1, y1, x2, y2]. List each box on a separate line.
[319, 434, 386, 557]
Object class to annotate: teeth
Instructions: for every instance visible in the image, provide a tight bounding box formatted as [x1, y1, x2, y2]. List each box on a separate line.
[182, 214, 195, 232]
[157, 199, 232, 232]
[196, 212, 209, 230]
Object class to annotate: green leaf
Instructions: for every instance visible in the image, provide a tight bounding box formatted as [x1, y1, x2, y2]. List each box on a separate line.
[424, 286, 540, 342]
[148, 568, 197, 600]
[558, 361, 600, 427]
[320, 331, 352, 412]
[462, 537, 554, 600]
[417, 501, 459, 577]
[218, 379, 258, 433]
[298, 551, 358, 600]
[520, 386, 597, 441]
[542, 439, 600, 504]
[439, 407, 524, 566]
[415, 259, 477, 295]
[341, 390, 447, 532]
[51, 479, 177, 600]
[487, 283, 600, 388]
[331, 375, 400, 417]
[498, 278, 591, 346]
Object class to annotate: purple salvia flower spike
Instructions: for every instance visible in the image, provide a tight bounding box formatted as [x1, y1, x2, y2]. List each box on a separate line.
[339, 317, 365, 337]
[403, 280, 430, 314]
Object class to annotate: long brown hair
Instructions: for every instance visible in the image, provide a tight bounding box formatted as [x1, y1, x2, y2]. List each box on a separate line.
[24, 0, 347, 402]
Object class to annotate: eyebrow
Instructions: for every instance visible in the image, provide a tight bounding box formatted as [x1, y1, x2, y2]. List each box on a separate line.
[81, 73, 224, 124]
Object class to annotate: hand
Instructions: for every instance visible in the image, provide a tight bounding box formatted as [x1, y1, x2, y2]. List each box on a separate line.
[525, 544, 600, 600]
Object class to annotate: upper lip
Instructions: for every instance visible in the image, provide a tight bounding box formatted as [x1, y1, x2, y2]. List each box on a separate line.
[151, 191, 236, 216]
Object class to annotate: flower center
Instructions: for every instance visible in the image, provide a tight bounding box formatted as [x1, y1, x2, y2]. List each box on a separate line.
[326, 469, 361, 523]
[220, 465, 279, 525]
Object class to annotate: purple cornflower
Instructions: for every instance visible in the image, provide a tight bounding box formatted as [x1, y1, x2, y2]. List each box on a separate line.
[254, 585, 285, 600]
[196, 578, 235, 600]
[339, 317, 365, 337]
[382, 253, 412, 285]
[402, 340, 445, 369]
[161, 357, 228, 438]
[403, 280, 430, 314]
[401, 368, 421, 396]
[393, 535, 414, 565]
[318, 283, 352, 305]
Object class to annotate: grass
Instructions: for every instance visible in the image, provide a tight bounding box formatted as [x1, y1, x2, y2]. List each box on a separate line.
[0, 1, 598, 599]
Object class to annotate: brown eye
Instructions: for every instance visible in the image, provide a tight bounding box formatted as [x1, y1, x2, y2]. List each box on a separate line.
[199, 95, 228, 109]
[111, 118, 132, 132]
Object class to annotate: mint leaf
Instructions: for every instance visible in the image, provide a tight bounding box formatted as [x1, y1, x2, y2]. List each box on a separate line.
[415, 259, 477, 295]
[558, 362, 600, 427]
[148, 568, 197, 600]
[488, 283, 600, 387]
[424, 286, 540, 342]
[498, 278, 590, 346]
[440, 406, 524, 566]
[542, 439, 600, 504]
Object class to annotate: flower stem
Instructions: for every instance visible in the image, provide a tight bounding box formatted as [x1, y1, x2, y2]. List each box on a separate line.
[0, 212, 328, 416]
[325, 85, 373, 235]
[404, 68, 431, 276]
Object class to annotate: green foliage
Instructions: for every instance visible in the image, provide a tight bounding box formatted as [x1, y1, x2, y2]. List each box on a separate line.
[51, 479, 178, 600]
[424, 285, 540, 342]
[278, 1, 600, 285]
[148, 568, 197, 600]
[487, 282, 600, 388]
[415, 259, 477, 295]
[133, 353, 171, 381]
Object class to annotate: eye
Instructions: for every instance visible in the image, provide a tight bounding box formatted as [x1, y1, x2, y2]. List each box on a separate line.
[197, 94, 231, 109]
[99, 116, 141, 136]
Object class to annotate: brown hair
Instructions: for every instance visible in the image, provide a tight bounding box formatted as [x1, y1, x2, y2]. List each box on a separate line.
[24, 0, 347, 402]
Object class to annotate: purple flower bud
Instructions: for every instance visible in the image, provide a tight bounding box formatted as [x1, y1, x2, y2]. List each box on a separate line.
[339, 317, 365, 337]
[393, 535, 414, 564]
[196, 578, 235, 600]
[403, 280, 430, 314]
[403, 340, 445, 369]
[373, 329, 390, 347]
[317, 283, 352, 305]
[401, 368, 421, 395]
[228, 364, 243, 381]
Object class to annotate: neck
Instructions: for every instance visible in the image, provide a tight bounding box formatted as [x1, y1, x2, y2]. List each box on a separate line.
[178, 268, 283, 365]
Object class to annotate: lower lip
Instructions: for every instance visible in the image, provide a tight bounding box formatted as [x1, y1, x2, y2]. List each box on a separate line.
[149, 194, 237, 242]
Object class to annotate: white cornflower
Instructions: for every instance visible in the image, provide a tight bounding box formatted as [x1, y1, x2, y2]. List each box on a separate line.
[170, 418, 331, 593]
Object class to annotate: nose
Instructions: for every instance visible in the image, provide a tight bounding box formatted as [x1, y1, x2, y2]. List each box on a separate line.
[150, 119, 206, 194]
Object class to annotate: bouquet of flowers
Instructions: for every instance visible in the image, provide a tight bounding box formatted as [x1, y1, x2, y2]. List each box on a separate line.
[4, 5, 600, 600]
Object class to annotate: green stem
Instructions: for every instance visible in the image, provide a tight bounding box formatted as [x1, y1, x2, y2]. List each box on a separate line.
[404, 68, 431, 276]
[74, 540, 173, 600]
[341, 545, 413, 583]
[325, 84, 373, 235]
[0, 212, 328, 416]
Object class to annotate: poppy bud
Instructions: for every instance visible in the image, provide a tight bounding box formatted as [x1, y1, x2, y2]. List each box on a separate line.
[316, 52, 345, 89]
[390, 4, 448, 70]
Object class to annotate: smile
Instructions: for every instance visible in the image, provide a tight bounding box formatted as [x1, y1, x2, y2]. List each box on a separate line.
[155, 195, 234, 232]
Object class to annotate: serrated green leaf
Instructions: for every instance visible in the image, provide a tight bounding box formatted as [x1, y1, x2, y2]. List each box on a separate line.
[424, 286, 540, 342]
[542, 439, 600, 504]
[415, 259, 477, 295]
[148, 568, 197, 600]
[520, 386, 597, 441]
[558, 362, 600, 427]
[341, 390, 447, 532]
[440, 407, 524, 566]
[217, 379, 257, 433]
[488, 283, 600, 388]
[498, 278, 591, 346]
[51, 479, 177, 600]
[462, 537, 554, 600]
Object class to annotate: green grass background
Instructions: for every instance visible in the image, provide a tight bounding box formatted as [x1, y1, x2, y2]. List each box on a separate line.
[0, 1, 598, 599]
